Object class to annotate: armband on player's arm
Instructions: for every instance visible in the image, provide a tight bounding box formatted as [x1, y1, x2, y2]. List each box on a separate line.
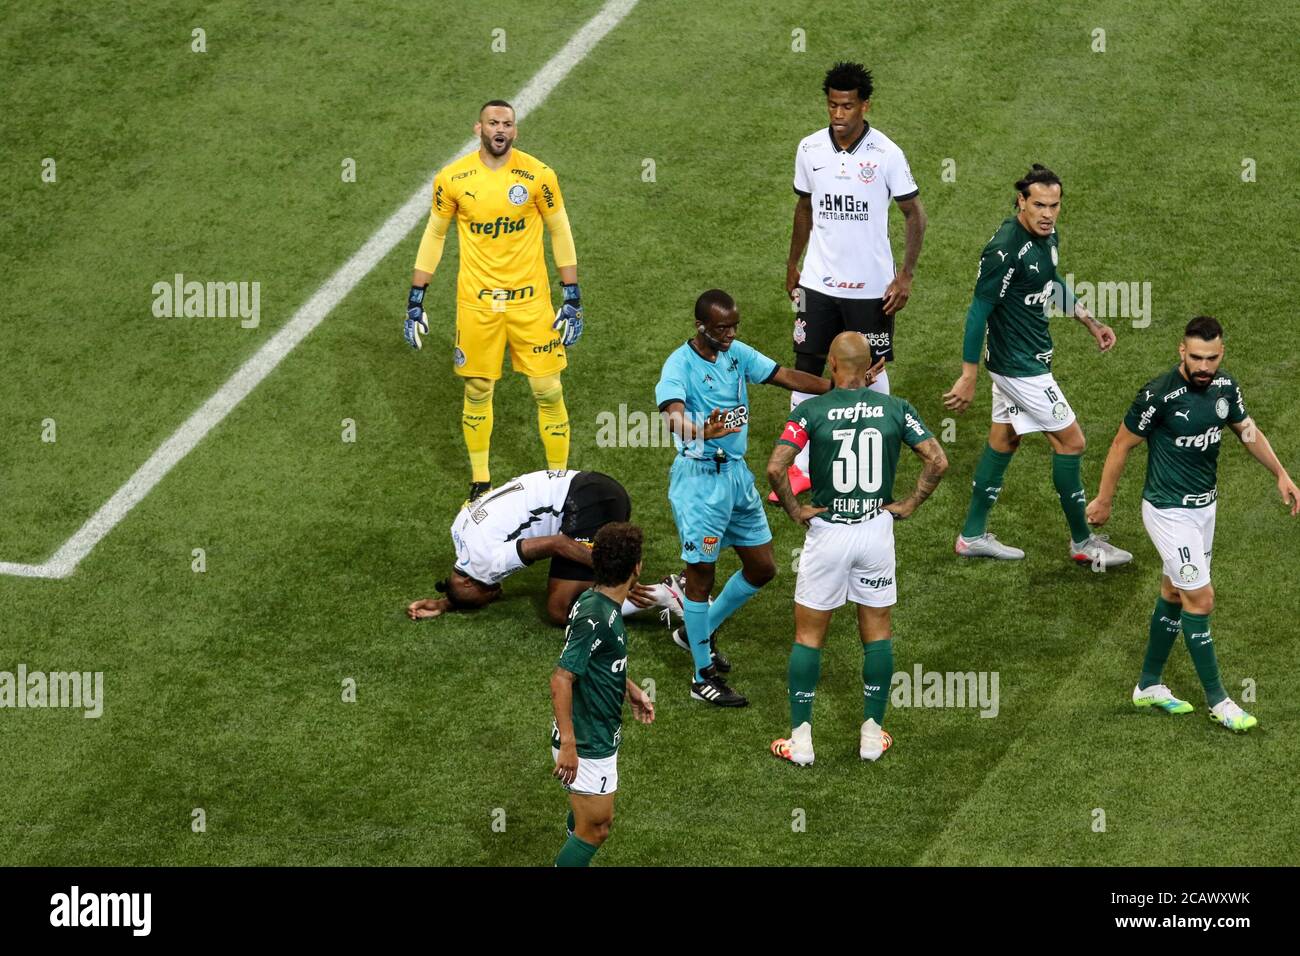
[414, 214, 451, 275]
[961, 298, 995, 365]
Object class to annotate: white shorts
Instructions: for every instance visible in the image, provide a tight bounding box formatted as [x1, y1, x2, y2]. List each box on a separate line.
[551, 747, 618, 795]
[1142, 500, 1215, 591]
[795, 511, 897, 610]
[990, 371, 1076, 434]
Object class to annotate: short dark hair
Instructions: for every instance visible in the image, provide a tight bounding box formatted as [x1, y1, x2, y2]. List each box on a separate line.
[592, 523, 642, 587]
[435, 576, 471, 609]
[1184, 315, 1224, 342]
[1015, 164, 1062, 202]
[823, 61, 873, 101]
[694, 289, 735, 324]
[436, 572, 498, 610]
[479, 99, 514, 116]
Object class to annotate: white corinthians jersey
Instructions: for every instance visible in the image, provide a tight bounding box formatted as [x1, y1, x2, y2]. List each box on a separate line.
[451, 470, 577, 584]
[794, 124, 918, 299]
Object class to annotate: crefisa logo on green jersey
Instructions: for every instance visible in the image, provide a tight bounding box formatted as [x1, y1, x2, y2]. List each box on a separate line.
[826, 402, 883, 422]
[1023, 280, 1055, 307]
[1175, 425, 1222, 449]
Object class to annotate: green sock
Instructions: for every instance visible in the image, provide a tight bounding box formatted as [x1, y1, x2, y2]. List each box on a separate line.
[788, 643, 821, 728]
[1139, 597, 1183, 689]
[555, 833, 598, 867]
[862, 638, 894, 724]
[1181, 611, 1227, 707]
[1052, 452, 1091, 544]
[961, 444, 1014, 538]
[566, 809, 575, 835]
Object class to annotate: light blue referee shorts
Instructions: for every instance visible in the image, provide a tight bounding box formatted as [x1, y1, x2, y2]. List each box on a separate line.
[667, 455, 773, 564]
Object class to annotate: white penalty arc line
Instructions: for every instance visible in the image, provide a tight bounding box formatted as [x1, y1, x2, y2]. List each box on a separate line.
[0, 0, 640, 581]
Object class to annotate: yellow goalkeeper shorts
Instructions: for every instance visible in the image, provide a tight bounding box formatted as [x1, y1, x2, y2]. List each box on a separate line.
[453, 300, 567, 380]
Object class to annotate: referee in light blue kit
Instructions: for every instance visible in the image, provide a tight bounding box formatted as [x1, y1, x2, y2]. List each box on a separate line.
[655, 289, 853, 707]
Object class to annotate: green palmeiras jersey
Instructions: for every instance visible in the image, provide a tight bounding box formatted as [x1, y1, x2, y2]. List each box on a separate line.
[551, 589, 628, 759]
[778, 387, 932, 522]
[1123, 366, 1248, 509]
[974, 215, 1063, 378]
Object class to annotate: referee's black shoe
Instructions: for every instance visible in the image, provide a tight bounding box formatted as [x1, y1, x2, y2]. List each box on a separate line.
[672, 626, 731, 673]
[691, 665, 748, 708]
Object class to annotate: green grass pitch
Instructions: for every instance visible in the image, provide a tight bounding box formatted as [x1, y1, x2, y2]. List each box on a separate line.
[2, 0, 1297, 866]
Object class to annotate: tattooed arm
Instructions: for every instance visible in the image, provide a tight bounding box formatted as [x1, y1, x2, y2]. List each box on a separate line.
[884, 437, 948, 520]
[766, 440, 826, 528]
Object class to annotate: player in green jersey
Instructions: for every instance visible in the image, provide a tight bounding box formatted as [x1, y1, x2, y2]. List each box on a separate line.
[943, 164, 1131, 567]
[550, 522, 655, 866]
[1087, 317, 1299, 732]
[767, 333, 948, 764]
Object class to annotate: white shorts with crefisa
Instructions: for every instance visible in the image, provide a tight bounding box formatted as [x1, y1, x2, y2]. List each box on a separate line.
[795, 511, 897, 611]
[990, 371, 1076, 435]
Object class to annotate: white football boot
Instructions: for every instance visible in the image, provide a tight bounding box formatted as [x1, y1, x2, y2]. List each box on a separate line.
[1210, 698, 1258, 733]
[770, 721, 815, 766]
[955, 532, 1025, 560]
[860, 718, 894, 762]
[1070, 533, 1133, 567]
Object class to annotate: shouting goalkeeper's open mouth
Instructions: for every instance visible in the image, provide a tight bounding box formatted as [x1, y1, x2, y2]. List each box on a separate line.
[480, 106, 516, 158]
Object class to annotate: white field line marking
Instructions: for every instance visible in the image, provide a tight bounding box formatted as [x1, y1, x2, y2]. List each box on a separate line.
[0, 0, 639, 581]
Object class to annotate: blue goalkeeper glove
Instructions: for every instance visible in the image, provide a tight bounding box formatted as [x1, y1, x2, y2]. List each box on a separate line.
[552, 282, 583, 347]
[404, 284, 429, 350]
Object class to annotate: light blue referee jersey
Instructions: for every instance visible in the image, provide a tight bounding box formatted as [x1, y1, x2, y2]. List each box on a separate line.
[654, 340, 779, 461]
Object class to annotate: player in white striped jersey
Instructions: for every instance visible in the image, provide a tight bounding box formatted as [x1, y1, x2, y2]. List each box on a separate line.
[405, 470, 683, 625]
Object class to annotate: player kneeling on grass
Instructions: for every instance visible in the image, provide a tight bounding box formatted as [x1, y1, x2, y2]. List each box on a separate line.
[550, 522, 655, 867]
[1086, 316, 1299, 732]
[405, 469, 682, 626]
[767, 332, 947, 765]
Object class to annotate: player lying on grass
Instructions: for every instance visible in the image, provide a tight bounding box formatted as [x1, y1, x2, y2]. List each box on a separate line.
[550, 522, 655, 867]
[768, 332, 947, 765]
[405, 469, 682, 626]
[1086, 316, 1299, 732]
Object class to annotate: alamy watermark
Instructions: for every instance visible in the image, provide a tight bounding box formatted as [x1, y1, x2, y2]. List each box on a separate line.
[595, 403, 731, 455]
[1048, 275, 1152, 328]
[889, 664, 999, 718]
[50, 886, 150, 936]
[152, 273, 260, 328]
[0, 665, 103, 718]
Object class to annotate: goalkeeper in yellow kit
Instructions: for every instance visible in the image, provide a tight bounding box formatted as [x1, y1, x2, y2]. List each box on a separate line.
[406, 100, 583, 501]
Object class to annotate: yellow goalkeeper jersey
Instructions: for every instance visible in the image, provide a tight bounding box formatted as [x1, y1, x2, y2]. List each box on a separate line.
[429, 148, 567, 313]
